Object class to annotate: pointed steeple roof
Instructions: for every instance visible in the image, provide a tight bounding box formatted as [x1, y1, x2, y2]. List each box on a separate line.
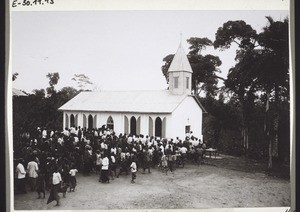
[168, 42, 193, 73]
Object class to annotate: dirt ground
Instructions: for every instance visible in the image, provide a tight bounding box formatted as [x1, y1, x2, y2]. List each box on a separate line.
[13, 154, 291, 210]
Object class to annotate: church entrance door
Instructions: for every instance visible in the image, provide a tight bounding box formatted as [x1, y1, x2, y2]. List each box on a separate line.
[130, 116, 136, 135]
[88, 115, 93, 130]
[155, 117, 162, 137]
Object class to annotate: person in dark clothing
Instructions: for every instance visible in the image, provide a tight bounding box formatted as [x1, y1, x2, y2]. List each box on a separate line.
[47, 166, 62, 206]
[36, 172, 46, 199]
[116, 157, 129, 177]
[142, 148, 151, 173]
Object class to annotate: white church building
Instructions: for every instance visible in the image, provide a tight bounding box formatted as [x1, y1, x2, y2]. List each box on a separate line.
[59, 42, 206, 140]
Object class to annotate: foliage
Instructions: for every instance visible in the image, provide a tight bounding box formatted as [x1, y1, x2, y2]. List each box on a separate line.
[12, 72, 19, 81]
[161, 54, 175, 84]
[213, 17, 289, 166]
[214, 20, 257, 50]
[201, 95, 242, 149]
[72, 74, 93, 90]
[13, 74, 80, 135]
[46, 72, 60, 96]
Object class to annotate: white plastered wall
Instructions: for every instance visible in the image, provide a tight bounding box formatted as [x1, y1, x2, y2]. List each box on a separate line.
[170, 97, 203, 140]
[63, 111, 171, 138]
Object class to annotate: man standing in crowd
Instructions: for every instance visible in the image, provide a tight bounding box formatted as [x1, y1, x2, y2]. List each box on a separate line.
[100, 153, 109, 183]
[47, 166, 62, 206]
[15, 158, 26, 194]
[27, 156, 39, 191]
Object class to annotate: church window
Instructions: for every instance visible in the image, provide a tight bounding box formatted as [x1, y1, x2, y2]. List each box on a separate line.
[185, 125, 191, 134]
[186, 77, 189, 89]
[107, 116, 114, 130]
[174, 77, 179, 88]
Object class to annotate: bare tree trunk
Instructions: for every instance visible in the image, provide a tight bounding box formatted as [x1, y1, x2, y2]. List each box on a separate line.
[268, 135, 272, 169]
[245, 126, 249, 150]
[272, 84, 279, 158]
[241, 128, 244, 146]
[272, 112, 279, 157]
[265, 91, 272, 169]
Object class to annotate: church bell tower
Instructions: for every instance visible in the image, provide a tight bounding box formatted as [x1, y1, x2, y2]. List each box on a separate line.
[168, 42, 193, 95]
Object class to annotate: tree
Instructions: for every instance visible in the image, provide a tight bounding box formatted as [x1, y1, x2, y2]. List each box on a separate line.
[32, 89, 46, 99]
[214, 20, 258, 50]
[256, 17, 289, 168]
[72, 74, 93, 90]
[214, 20, 258, 152]
[12, 72, 19, 81]
[214, 17, 289, 169]
[201, 91, 242, 151]
[58, 86, 79, 100]
[46, 72, 60, 96]
[161, 54, 175, 84]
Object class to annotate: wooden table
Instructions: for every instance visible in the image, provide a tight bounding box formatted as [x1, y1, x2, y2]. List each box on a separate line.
[205, 148, 218, 158]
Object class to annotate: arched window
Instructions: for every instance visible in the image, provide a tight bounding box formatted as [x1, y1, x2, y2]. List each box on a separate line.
[155, 117, 162, 137]
[130, 116, 137, 135]
[107, 116, 114, 130]
[70, 114, 75, 127]
[88, 114, 93, 130]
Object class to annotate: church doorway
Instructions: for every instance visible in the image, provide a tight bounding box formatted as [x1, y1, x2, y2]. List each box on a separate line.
[88, 114, 93, 130]
[107, 116, 114, 130]
[130, 116, 137, 135]
[155, 117, 162, 137]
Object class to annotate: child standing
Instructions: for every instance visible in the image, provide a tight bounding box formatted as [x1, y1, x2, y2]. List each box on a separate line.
[109, 153, 117, 180]
[69, 167, 78, 192]
[130, 157, 137, 184]
[161, 154, 168, 175]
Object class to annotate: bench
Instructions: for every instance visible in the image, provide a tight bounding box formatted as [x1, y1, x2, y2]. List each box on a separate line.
[205, 148, 218, 158]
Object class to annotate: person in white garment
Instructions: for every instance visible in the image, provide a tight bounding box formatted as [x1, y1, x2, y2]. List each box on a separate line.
[15, 158, 27, 194]
[27, 156, 39, 191]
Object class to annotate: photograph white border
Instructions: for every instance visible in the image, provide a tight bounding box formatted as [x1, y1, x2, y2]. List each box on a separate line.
[6, 0, 294, 211]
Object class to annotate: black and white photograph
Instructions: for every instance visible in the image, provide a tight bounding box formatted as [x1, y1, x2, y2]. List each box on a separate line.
[8, 0, 293, 211]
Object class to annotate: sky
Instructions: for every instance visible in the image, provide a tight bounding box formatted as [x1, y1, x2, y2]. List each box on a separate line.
[11, 10, 288, 94]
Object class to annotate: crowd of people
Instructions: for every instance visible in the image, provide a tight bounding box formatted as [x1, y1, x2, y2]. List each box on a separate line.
[14, 125, 207, 206]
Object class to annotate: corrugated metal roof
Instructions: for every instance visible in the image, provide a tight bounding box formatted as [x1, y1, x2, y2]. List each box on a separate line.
[168, 42, 193, 73]
[59, 90, 191, 113]
[13, 88, 28, 96]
